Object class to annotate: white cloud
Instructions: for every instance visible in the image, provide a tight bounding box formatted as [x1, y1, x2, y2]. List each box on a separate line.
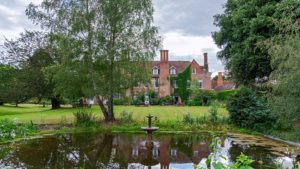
[156, 30, 224, 75]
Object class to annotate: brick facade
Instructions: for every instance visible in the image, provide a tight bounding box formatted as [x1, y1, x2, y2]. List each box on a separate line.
[126, 50, 214, 103]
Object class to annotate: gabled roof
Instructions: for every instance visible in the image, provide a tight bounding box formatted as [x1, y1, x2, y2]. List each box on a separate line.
[214, 83, 235, 92]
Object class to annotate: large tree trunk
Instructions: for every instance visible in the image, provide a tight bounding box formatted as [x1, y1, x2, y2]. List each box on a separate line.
[51, 97, 61, 109]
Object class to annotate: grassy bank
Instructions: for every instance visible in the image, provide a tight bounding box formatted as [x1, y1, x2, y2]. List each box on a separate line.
[0, 104, 228, 124]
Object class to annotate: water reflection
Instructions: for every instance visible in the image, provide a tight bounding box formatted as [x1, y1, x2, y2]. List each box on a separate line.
[0, 132, 299, 169]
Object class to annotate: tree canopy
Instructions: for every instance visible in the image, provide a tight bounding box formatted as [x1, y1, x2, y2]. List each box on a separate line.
[26, 0, 161, 121]
[212, 0, 300, 85]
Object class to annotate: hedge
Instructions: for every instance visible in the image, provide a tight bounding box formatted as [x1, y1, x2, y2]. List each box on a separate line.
[217, 89, 239, 101]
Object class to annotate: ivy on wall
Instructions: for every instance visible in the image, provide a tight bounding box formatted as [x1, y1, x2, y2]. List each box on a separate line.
[170, 64, 191, 102]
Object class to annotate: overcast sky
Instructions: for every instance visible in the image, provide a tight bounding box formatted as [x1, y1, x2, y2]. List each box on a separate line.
[0, 0, 227, 76]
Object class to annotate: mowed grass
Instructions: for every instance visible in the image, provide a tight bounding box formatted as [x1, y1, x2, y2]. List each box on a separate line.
[0, 104, 228, 124]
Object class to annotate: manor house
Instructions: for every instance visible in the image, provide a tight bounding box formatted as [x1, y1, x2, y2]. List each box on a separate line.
[125, 50, 227, 103]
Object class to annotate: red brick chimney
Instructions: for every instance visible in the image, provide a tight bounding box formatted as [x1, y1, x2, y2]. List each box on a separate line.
[160, 50, 169, 62]
[217, 72, 223, 86]
[204, 53, 208, 71]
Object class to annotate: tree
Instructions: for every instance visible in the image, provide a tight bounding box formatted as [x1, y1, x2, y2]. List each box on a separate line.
[263, 8, 300, 124]
[212, 0, 299, 85]
[0, 64, 30, 106]
[1, 31, 62, 109]
[26, 0, 161, 122]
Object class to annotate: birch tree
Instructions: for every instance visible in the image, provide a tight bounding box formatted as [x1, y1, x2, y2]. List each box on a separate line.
[26, 0, 161, 122]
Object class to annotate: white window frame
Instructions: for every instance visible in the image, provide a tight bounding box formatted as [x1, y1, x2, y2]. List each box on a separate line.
[170, 68, 176, 75]
[153, 67, 159, 75]
[192, 68, 196, 74]
[198, 80, 203, 89]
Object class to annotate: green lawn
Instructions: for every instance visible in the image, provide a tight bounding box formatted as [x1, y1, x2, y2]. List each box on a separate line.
[0, 104, 228, 124]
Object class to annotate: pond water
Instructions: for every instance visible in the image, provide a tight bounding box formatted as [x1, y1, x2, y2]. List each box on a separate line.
[0, 132, 299, 169]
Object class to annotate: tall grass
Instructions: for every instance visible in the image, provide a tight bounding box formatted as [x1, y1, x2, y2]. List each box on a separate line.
[73, 109, 98, 127]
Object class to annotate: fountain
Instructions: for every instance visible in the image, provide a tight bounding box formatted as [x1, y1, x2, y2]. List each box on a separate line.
[141, 113, 159, 134]
[141, 113, 159, 149]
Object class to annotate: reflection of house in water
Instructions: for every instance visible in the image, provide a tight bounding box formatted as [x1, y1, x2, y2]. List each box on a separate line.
[110, 135, 226, 168]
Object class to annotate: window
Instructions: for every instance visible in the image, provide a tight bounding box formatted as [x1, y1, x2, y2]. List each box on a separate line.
[145, 84, 149, 88]
[187, 80, 191, 88]
[170, 68, 176, 75]
[192, 68, 196, 74]
[198, 80, 203, 88]
[174, 80, 178, 88]
[171, 149, 177, 157]
[194, 151, 198, 157]
[155, 79, 159, 88]
[153, 67, 159, 75]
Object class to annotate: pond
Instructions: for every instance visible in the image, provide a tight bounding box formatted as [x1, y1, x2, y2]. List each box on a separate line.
[0, 132, 299, 169]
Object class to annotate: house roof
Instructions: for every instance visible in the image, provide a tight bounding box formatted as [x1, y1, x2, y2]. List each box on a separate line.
[214, 83, 235, 92]
[151, 61, 192, 74]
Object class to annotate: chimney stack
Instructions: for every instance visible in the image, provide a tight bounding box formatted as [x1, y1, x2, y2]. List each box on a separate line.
[204, 53, 208, 71]
[160, 50, 169, 62]
[217, 72, 224, 86]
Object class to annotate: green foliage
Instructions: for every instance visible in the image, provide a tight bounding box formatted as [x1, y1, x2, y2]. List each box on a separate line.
[165, 95, 172, 102]
[0, 118, 37, 142]
[264, 14, 300, 124]
[137, 93, 145, 102]
[26, 0, 161, 122]
[191, 89, 216, 105]
[209, 101, 219, 123]
[118, 111, 134, 123]
[73, 109, 98, 127]
[170, 64, 191, 102]
[186, 100, 202, 106]
[148, 90, 158, 99]
[212, 0, 300, 85]
[196, 136, 255, 169]
[227, 87, 275, 132]
[216, 89, 238, 102]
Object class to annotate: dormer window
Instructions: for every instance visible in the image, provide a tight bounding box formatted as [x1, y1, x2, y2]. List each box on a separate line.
[170, 67, 176, 75]
[192, 68, 196, 74]
[153, 67, 159, 75]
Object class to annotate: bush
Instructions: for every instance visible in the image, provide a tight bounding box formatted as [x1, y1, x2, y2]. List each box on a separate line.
[227, 87, 275, 132]
[113, 99, 124, 105]
[119, 111, 134, 123]
[148, 90, 158, 99]
[217, 89, 238, 101]
[138, 93, 145, 102]
[73, 110, 98, 127]
[150, 98, 159, 105]
[186, 100, 202, 106]
[165, 95, 172, 102]
[209, 100, 219, 123]
[0, 101, 3, 105]
[191, 89, 216, 105]
[182, 112, 195, 125]
[0, 118, 36, 141]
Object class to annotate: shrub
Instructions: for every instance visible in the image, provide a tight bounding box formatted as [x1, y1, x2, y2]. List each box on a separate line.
[113, 99, 124, 105]
[0, 118, 36, 141]
[227, 87, 275, 132]
[191, 89, 216, 105]
[138, 93, 145, 102]
[165, 95, 172, 102]
[150, 98, 159, 105]
[119, 111, 134, 123]
[182, 112, 195, 125]
[73, 110, 98, 127]
[0, 101, 3, 105]
[209, 100, 219, 123]
[186, 100, 202, 106]
[148, 90, 158, 99]
[216, 89, 238, 101]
